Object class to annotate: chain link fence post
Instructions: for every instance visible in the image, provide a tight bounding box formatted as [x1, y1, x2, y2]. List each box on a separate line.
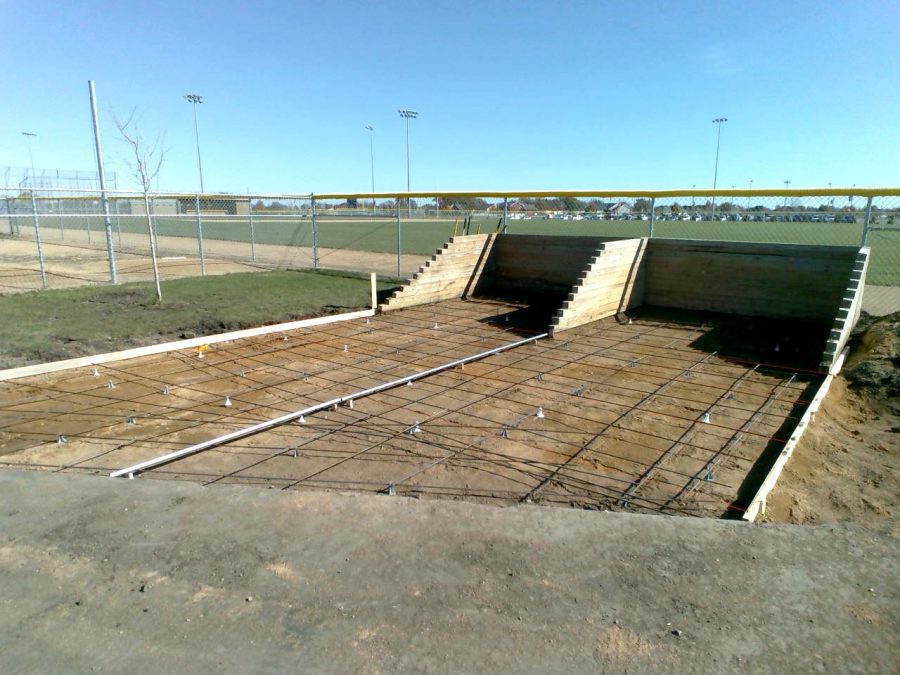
[310, 194, 319, 270]
[861, 196, 873, 247]
[502, 197, 508, 233]
[648, 197, 656, 238]
[396, 200, 402, 277]
[30, 191, 48, 289]
[248, 195, 256, 262]
[113, 198, 123, 249]
[195, 193, 206, 276]
[4, 196, 15, 235]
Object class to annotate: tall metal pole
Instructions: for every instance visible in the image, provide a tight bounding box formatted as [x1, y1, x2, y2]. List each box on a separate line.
[195, 193, 206, 276]
[30, 190, 47, 289]
[21, 132, 36, 186]
[365, 124, 375, 197]
[88, 80, 117, 283]
[184, 94, 204, 193]
[396, 200, 402, 278]
[710, 117, 727, 221]
[310, 194, 319, 270]
[399, 109, 418, 217]
[784, 180, 791, 207]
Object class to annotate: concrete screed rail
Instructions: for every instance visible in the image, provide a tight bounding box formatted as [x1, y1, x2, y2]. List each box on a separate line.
[109, 331, 548, 478]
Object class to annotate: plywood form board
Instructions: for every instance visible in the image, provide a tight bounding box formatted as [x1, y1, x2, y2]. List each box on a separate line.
[820, 248, 869, 369]
[644, 239, 861, 322]
[551, 238, 648, 335]
[381, 234, 496, 311]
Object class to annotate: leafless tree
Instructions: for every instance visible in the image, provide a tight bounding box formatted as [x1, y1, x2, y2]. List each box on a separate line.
[115, 110, 166, 302]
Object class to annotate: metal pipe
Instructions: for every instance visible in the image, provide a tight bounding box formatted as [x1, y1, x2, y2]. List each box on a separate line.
[109, 331, 547, 478]
[248, 194, 256, 261]
[860, 196, 874, 247]
[30, 191, 47, 289]
[396, 200, 402, 277]
[88, 80, 117, 283]
[195, 193, 206, 276]
[310, 194, 318, 269]
[648, 197, 656, 238]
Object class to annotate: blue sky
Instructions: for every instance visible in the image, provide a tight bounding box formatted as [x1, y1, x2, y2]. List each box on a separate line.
[1, 0, 898, 193]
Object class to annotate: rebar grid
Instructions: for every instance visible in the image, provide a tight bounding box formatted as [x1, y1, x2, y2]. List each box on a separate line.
[0, 300, 821, 517]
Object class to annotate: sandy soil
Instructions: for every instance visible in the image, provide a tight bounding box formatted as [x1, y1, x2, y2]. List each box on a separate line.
[0, 468, 896, 674]
[0, 229, 421, 293]
[762, 313, 899, 531]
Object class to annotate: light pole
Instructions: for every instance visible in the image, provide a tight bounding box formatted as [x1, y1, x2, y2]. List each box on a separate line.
[184, 94, 204, 193]
[710, 117, 727, 220]
[784, 180, 791, 207]
[365, 124, 375, 202]
[21, 131, 37, 187]
[398, 109, 417, 217]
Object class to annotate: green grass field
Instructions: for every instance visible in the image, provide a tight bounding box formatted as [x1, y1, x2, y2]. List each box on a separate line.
[24, 213, 900, 284]
[0, 269, 399, 368]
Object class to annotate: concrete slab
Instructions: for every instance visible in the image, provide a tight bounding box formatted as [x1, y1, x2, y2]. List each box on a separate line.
[0, 469, 896, 674]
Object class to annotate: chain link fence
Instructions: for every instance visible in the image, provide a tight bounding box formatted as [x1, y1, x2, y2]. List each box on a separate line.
[2, 187, 897, 307]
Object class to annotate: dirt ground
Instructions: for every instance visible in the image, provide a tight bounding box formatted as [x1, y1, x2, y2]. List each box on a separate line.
[762, 313, 899, 532]
[0, 468, 896, 674]
[0, 301, 826, 519]
[0, 229, 420, 293]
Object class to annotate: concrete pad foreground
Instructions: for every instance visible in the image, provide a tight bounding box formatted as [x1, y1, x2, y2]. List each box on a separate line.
[0, 470, 896, 674]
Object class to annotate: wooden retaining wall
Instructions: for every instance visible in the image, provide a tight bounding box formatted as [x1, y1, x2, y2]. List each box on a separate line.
[471, 234, 617, 300]
[820, 247, 869, 369]
[551, 238, 647, 335]
[644, 240, 861, 322]
[381, 234, 495, 311]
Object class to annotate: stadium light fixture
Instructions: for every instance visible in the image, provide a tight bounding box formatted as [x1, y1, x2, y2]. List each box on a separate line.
[365, 124, 375, 195]
[710, 117, 727, 220]
[398, 109, 418, 216]
[21, 131, 37, 186]
[184, 94, 204, 193]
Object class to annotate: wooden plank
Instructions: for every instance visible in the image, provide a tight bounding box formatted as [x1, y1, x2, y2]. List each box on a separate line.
[819, 248, 869, 369]
[0, 307, 376, 382]
[742, 350, 847, 522]
[552, 238, 647, 334]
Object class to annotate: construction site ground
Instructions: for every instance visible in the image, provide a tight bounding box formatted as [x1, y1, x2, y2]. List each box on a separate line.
[0, 298, 834, 518]
[0, 468, 896, 674]
[1, 296, 898, 672]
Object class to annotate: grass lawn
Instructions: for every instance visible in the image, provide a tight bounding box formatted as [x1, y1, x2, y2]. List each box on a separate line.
[32, 213, 900, 284]
[0, 269, 400, 368]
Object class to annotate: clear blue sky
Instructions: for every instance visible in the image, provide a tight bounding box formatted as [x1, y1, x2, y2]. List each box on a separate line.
[1, 0, 898, 194]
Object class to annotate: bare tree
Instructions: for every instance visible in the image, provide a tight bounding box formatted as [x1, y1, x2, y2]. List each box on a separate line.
[115, 110, 166, 302]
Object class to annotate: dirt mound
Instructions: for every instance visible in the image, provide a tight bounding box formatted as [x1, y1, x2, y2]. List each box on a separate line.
[843, 311, 899, 403]
[762, 313, 899, 530]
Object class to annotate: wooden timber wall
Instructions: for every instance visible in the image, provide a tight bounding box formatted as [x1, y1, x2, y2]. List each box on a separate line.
[643, 240, 861, 322]
[472, 234, 617, 300]
[820, 247, 869, 368]
[551, 238, 648, 335]
[381, 234, 495, 311]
